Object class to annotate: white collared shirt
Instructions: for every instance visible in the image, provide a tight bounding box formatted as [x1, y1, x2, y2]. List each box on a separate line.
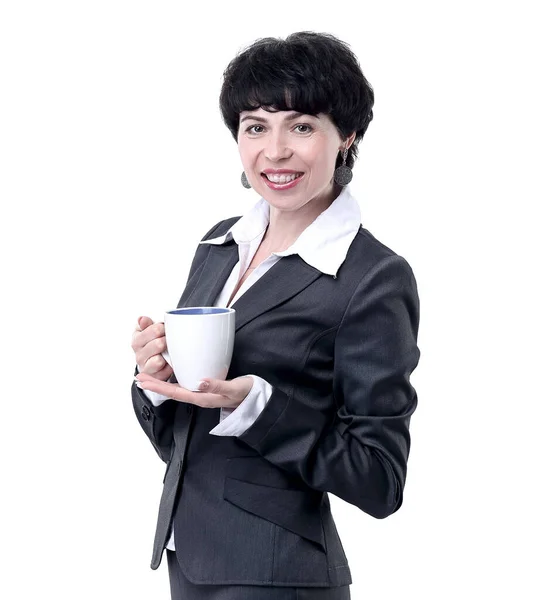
[139, 185, 362, 550]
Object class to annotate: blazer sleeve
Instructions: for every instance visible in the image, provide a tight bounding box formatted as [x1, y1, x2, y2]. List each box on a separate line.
[130, 218, 227, 462]
[131, 366, 178, 463]
[236, 254, 421, 519]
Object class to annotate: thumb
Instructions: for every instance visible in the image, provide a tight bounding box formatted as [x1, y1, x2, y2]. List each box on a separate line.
[197, 379, 212, 391]
[198, 378, 230, 393]
[198, 376, 251, 394]
[137, 316, 154, 330]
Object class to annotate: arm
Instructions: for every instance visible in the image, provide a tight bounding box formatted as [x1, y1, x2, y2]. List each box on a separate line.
[132, 370, 269, 455]
[131, 218, 227, 461]
[236, 255, 421, 519]
[131, 366, 178, 463]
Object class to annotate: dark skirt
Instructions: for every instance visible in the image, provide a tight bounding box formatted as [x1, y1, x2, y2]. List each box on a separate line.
[167, 550, 351, 600]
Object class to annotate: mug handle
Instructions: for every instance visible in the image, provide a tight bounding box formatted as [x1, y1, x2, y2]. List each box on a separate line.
[161, 350, 180, 386]
[162, 350, 172, 368]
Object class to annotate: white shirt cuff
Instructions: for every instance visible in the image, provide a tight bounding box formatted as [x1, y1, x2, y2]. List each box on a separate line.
[136, 364, 172, 407]
[209, 375, 274, 437]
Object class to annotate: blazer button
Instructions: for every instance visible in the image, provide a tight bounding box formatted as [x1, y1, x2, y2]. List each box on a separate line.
[141, 405, 151, 420]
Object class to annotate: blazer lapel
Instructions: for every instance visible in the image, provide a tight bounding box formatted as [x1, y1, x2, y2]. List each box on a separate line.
[183, 243, 240, 308]
[181, 242, 323, 332]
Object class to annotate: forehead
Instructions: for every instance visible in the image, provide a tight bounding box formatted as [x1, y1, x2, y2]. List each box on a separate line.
[239, 108, 321, 121]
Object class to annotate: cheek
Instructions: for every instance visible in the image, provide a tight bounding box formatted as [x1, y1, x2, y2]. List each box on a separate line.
[304, 144, 333, 169]
[237, 140, 255, 163]
[237, 144, 250, 165]
[300, 136, 335, 166]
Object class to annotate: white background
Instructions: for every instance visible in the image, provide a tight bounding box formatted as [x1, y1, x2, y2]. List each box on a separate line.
[1, 1, 544, 598]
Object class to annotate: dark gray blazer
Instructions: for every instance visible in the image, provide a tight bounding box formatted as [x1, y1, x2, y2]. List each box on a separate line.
[131, 216, 420, 587]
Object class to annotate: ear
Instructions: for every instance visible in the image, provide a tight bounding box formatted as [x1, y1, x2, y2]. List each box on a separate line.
[340, 131, 357, 151]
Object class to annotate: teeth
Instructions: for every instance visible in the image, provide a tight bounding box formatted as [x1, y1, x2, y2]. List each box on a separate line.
[265, 173, 301, 184]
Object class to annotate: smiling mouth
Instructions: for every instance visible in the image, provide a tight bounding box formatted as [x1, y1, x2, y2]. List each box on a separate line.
[261, 172, 304, 184]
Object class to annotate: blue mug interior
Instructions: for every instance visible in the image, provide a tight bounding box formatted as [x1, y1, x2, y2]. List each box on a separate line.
[167, 308, 232, 315]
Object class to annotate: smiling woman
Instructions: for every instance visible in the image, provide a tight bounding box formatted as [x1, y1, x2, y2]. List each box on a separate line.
[219, 34, 374, 252]
[131, 31, 420, 600]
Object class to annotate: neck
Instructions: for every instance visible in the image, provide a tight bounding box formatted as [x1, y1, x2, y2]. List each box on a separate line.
[262, 182, 342, 252]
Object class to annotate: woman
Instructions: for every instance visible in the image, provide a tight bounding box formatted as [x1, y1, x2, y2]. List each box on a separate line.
[131, 31, 420, 600]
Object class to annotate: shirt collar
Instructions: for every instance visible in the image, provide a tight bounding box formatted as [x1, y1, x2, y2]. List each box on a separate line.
[199, 185, 361, 278]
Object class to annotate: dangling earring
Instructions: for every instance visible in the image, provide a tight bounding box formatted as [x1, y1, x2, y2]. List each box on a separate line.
[333, 146, 353, 186]
[241, 171, 252, 189]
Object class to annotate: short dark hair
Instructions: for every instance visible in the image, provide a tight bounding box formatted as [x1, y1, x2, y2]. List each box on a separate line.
[219, 31, 374, 170]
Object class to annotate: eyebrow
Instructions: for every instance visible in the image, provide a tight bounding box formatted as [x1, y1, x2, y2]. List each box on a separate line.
[239, 111, 313, 124]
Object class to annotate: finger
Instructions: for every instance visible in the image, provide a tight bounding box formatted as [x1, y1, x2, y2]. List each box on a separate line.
[138, 316, 153, 330]
[135, 373, 226, 407]
[152, 362, 173, 381]
[136, 358, 172, 380]
[132, 322, 166, 356]
[140, 353, 168, 374]
[131, 317, 158, 349]
[133, 316, 152, 336]
[138, 335, 167, 366]
[135, 374, 202, 405]
[199, 376, 253, 406]
[140, 322, 165, 346]
[197, 378, 236, 395]
[136, 374, 242, 409]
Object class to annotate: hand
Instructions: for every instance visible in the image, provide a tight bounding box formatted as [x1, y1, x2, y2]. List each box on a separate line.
[131, 316, 173, 382]
[135, 372, 254, 410]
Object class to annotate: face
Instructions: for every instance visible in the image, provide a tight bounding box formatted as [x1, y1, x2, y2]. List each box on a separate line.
[237, 107, 353, 212]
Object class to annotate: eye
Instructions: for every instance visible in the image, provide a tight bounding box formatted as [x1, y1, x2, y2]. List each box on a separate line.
[295, 124, 313, 133]
[245, 124, 264, 134]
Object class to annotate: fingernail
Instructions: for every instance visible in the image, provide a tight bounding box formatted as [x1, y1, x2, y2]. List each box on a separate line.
[198, 380, 209, 390]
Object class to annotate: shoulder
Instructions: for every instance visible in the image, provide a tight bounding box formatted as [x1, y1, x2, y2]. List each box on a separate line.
[354, 226, 401, 260]
[344, 225, 417, 285]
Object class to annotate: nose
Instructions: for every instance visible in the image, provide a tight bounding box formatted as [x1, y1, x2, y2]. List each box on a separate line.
[263, 131, 292, 162]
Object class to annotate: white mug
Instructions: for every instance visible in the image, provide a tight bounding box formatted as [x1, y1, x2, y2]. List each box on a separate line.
[162, 307, 236, 391]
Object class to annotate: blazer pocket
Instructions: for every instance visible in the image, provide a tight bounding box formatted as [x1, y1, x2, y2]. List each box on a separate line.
[225, 455, 317, 492]
[223, 476, 326, 553]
